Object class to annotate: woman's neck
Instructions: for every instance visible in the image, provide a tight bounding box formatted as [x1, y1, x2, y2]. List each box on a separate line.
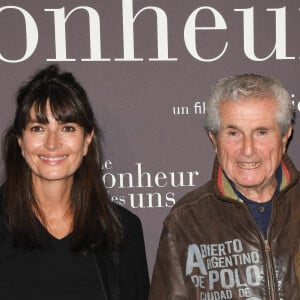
[32, 177, 74, 239]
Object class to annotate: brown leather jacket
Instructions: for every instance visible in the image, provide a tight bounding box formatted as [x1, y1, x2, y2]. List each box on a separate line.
[149, 155, 300, 299]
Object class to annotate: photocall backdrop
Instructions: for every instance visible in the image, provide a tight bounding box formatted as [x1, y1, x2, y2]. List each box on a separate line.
[1, 0, 300, 275]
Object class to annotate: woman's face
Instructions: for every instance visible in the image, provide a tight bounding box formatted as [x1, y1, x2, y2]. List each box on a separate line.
[18, 102, 93, 185]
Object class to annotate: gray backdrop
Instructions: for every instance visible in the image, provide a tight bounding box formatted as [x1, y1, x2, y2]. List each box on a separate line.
[1, 0, 300, 275]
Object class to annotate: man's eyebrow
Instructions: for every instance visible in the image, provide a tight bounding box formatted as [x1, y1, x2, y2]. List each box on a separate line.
[255, 126, 270, 131]
[221, 125, 273, 131]
[222, 125, 239, 130]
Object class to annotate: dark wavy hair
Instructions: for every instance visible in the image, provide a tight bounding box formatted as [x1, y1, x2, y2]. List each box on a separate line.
[2, 64, 122, 252]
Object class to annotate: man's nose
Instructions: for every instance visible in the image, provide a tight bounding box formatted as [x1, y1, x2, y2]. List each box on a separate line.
[242, 135, 255, 157]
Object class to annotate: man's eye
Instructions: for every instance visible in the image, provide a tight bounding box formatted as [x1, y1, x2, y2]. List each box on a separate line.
[258, 130, 268, 136]
[228, 131, 238, 136]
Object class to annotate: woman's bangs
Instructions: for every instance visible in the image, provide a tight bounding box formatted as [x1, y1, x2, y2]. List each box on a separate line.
[31, 90, 84, 125]
[48, 95, 84, 125]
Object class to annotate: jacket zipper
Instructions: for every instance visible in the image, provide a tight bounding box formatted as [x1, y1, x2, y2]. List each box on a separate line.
[264, 198, 280, 300]
[239, 203, 277, 299]
[264, 239, 277, 299]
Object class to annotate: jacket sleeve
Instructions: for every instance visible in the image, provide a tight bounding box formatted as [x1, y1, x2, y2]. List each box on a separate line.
[118, 208, 150, 300]
[149, 226, 188, 300]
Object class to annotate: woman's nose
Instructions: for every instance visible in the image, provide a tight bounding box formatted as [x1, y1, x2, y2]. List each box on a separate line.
[44, 131, 62, 151]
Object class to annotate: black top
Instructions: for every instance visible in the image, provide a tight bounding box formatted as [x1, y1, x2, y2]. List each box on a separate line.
[0, 222, 104, 300]
[0, 204, 149, 300]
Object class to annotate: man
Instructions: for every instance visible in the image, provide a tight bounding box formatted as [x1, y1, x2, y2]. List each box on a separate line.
[149, 74, 300, 299]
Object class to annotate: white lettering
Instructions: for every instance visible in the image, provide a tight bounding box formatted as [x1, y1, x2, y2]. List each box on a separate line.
[45, 6, 110, 62]
[186, 244, 207, 275]
[184, 6, 228, 62]
[115, 0, 177, 61]
[234, 7, 294, 61]
[0, 6, 38, 63]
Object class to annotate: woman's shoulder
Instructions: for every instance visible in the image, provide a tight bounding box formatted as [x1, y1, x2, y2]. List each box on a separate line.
[113, 203, 143, 231]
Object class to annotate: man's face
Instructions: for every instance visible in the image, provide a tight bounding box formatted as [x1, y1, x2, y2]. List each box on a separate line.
[209, 97, 292, 201]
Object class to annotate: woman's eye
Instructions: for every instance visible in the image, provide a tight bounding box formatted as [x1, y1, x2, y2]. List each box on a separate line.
[62, 125, 75, 132]
[30, 126, 44, 132]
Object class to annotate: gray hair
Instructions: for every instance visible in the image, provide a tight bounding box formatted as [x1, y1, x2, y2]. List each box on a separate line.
[204, 74, 294, 136]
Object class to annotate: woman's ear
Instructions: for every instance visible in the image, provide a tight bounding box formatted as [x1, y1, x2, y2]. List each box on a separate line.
[17, 136, 24, 156]
[83, 129, 94, 156]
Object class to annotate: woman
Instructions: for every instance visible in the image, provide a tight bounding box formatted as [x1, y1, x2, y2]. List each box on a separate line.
[0, 65, 149, 299]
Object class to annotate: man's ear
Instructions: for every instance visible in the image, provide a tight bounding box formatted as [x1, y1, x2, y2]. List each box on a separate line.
[208, 132, 217, 149]
[282, 125, 292, 153]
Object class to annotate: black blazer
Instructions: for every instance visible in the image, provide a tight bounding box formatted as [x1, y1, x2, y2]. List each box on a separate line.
[94, 205, 150, 300]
